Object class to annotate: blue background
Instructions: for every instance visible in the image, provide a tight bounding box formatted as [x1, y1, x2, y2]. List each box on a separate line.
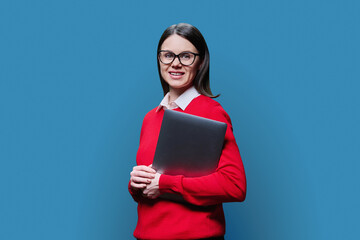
[1, 0, 359, 239]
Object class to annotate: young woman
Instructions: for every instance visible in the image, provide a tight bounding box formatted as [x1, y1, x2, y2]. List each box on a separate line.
[129, 23, 246, 240]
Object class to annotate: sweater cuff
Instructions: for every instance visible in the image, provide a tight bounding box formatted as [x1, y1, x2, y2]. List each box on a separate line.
[159, 174, 183, 194]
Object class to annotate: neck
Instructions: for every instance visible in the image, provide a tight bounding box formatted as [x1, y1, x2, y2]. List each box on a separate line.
[168, 86, 192, 102]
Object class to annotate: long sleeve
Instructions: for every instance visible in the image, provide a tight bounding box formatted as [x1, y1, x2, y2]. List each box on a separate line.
[158, 105, 247, 206]
[127, 112, 151, 203]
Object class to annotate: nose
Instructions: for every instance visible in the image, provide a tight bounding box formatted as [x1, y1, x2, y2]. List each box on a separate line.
[171, 56, 182, 68]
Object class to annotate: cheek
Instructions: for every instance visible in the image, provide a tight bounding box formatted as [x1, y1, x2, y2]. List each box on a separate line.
[160, 65, 168, 76]
[187, 68, 198, 79]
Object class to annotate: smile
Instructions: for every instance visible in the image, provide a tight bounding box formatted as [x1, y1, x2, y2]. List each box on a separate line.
[169, 72, 185, 76]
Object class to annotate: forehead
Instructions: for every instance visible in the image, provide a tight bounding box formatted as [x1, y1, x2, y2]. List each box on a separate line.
[161, 34, 197, 53]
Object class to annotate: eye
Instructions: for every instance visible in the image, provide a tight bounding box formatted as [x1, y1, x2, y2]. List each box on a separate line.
[180, 53, 191, 59]
[164, 52, 174, 59]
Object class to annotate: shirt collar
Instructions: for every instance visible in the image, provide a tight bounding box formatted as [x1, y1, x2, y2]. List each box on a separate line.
[156, 86, 200, 112]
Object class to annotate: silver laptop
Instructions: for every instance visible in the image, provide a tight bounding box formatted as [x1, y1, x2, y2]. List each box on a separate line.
[153, 109, 227, 178]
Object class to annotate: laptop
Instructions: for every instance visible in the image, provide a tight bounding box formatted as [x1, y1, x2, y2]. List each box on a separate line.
[152, 109, 227, 178]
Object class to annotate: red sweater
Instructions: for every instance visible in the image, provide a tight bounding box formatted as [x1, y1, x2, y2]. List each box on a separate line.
[129, 95, 246, 240]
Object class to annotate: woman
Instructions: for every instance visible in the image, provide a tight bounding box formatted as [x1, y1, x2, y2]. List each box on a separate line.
[129, 23, 246, 240]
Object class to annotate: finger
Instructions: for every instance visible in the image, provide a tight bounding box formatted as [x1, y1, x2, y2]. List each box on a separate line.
[131, 171, 155, 179]
[148, 164, 158, 172]
[130, 182, 147, 189]
[133, 165, 156, 173]
[131, 176, 152, 184]
[143, 186, 154, 195]
[130, 171, 155, 180]
[147, 192, 160, 199]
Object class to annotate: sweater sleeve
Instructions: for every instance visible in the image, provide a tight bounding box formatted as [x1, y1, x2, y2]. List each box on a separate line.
[158, 105, 247, 206]
[128, 112, 148, 203]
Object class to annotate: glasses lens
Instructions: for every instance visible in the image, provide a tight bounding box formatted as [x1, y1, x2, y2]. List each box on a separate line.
[158, 51, 197, 65]
[179, 52, 195, 65]
[159, 51, 174, 64]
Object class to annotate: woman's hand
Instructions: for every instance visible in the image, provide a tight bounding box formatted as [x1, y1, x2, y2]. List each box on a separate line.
[143, 172, 161, 199]
[130, 165, 156, 191]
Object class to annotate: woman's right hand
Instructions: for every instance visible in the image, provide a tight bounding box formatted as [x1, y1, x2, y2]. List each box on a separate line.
[130, 165, 156, 191]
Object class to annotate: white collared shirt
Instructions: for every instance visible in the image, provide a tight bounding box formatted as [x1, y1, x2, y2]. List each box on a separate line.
[156, 86, 200, 112]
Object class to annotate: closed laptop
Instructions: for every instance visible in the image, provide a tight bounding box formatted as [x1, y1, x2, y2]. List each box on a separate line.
[153, 109, 227, 178]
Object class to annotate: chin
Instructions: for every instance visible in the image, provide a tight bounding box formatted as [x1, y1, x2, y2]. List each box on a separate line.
[167, 81, 191, 90]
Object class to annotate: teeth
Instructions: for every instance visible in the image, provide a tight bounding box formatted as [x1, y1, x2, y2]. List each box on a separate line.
[170, 72, 183, 76]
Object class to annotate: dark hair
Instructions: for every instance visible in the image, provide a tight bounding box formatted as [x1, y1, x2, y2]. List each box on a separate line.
[157, 23, 219, 98]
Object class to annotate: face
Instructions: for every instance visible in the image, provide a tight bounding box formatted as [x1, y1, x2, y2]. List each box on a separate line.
[159, 34, 201, 93]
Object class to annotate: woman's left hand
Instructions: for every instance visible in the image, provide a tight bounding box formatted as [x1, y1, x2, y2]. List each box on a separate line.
[143, 172, 161, 199]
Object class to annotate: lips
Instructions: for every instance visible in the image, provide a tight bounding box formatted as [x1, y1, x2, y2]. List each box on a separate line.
[169, 71, 185, 76]
[168, 71, 185, 80]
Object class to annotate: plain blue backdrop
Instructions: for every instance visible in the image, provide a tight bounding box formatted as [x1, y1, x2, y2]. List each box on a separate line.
[0, 0, 359, 239]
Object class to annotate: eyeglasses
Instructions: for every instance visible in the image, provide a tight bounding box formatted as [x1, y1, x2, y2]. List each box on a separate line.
[158, 50, 200, 66]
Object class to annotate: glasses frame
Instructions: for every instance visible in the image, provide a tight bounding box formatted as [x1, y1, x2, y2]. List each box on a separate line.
[158, 50, 200, 66]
